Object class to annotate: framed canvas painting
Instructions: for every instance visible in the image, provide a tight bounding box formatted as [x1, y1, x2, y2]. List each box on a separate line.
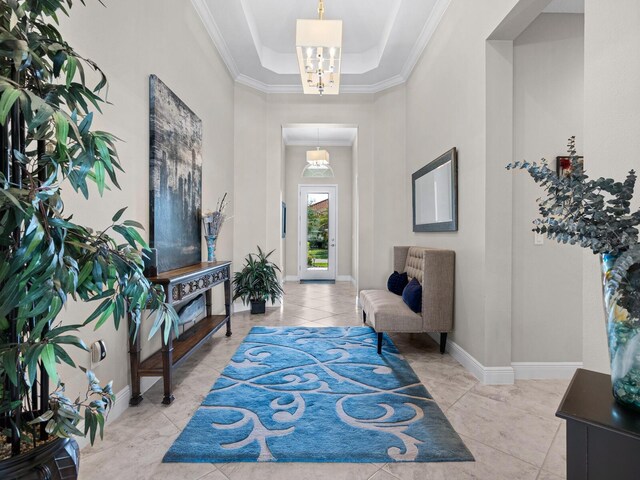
[149, 75, 203, 273]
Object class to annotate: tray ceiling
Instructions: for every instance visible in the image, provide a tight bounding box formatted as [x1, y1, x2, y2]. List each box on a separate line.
[192, 0, 451, 94]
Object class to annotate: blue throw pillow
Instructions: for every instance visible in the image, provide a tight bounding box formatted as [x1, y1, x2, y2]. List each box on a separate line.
[387, 271, 409, 296]
[402, 278, 422, 313]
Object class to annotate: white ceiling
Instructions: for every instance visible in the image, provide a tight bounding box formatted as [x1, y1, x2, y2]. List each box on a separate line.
[192, 0, 451, 94]
[544, 0, 584, 14]
[282, 126, 358, 147]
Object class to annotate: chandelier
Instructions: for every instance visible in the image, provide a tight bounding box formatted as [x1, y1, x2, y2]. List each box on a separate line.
[302, 130, 334, 177]
[296, 0, 343, 95]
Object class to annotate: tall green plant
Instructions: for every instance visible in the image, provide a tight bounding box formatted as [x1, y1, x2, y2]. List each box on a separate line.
[233, 247, 284, 305]
[0, 0, 178, 457]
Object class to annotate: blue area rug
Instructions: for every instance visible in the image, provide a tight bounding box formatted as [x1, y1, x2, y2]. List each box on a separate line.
[163, 326, 474, 463]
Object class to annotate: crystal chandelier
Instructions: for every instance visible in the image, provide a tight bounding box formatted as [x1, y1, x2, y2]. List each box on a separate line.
[296, 0, 342, 95]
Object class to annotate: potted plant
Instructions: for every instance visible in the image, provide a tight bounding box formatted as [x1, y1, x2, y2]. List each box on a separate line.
[508, 137, 640, 410]
[233, 246, 284, 314]
[0, 1, 177, 477]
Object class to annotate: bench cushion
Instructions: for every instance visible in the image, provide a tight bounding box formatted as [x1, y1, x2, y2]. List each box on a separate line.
[359, 289, 422, 332]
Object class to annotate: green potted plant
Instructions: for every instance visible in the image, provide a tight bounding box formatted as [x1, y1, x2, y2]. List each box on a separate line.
[508, 136, 640, 410]
[233, 246, 284, 314]
[0, 1, 177, 477]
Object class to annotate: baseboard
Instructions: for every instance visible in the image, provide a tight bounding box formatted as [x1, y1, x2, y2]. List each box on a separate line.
[427, 333, 514, 385]
[426, 333, 582, 383]
[233, 299, 282, 312]
[482, 366, 516, 385]
[234, 300, 250, 312]
[77, 384, 131, 451]
[512, 362, 583, 380]
[336, 275, 354, 283]
[285, 275, 353, 283]
[141, 376, 161, 394]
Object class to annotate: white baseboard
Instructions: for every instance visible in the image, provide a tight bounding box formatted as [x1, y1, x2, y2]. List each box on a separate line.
[427, 333, 581, 384]
[284, 275, 353, 283]
[512, 362, 582, 380]
[234, 300, 250, 312]
[77, 384, 131, 450]
[233, 299, 282, 312]
[483, 366, 516, 385]
[427, 333, 514, 385]
[141, 376, 161, 393]
[336, 275, 354, 283]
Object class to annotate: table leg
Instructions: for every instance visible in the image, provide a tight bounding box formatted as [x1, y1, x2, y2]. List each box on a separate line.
[161, 333, 174, 405]
[128, 313, 143, 406]
[225, 277, 232, 337]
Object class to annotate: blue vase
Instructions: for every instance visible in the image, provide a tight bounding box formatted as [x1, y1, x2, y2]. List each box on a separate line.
[205, 235, 217, 262]
[602, 253, 640, 411]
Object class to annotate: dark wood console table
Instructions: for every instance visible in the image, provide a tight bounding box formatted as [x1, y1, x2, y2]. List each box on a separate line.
[128, 261, 232, 405]
[556, 368, 640, 479]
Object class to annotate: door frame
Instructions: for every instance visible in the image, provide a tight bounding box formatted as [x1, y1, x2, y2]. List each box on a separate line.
[298, 184, 338, 281]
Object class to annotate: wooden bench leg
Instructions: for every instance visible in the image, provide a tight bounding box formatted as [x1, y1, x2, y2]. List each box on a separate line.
[377, 332, 383, 354]
[440, 332, 447, 354]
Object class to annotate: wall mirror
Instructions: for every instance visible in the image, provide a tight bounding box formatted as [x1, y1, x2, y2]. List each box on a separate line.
[412, 147, 458, 232]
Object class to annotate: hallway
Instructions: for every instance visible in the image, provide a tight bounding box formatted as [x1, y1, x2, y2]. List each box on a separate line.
[78, 282, 568, 480]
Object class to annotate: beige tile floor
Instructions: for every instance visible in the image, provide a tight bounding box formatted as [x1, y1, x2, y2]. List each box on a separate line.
[79, 282, 568, 480]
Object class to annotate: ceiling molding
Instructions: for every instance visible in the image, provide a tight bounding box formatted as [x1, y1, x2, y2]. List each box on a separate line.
[192, 0, 451, 95]
[191, 0, 239, 79]
[285, 140, 355, 147]
[401, 0, 452, 80]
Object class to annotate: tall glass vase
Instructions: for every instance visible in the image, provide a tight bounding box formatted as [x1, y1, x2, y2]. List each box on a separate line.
[601, 253, 640, 411]
[205, 235, 217, 262]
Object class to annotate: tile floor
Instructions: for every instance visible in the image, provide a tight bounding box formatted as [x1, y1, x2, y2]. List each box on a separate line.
[79, 282, 568, 480]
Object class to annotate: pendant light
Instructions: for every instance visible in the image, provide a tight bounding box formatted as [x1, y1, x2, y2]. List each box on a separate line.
[296, 0, 343, 95]
[302, 129, 334, 178]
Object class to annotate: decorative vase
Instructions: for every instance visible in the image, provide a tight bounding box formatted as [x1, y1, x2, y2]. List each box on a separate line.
[205, 235, 217, 262]
[0, 437, 79, 479]
[601, 253, 640, 411]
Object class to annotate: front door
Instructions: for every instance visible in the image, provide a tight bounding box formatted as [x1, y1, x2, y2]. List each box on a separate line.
[298, 185, 337, 281]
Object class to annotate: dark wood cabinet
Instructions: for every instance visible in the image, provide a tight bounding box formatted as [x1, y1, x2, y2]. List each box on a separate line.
[128, 261, 232, 405]
[556, 368, 640, 480]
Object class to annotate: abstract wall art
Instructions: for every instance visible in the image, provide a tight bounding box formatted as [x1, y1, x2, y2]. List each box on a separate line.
[149, 74, 203, 273]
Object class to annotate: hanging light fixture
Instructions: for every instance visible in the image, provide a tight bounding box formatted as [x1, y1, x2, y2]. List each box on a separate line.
[296, 0, 342, 95]
[302, 129, 334, 177]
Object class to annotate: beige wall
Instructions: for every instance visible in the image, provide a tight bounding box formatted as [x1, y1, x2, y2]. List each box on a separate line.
[372, 86, 409, 288]
[232, 89, 408, 293]
[233, 85, 267, 275]
[57, 0, 235, 397]
[405, 0, 519, 364]
[511, 13, 584, 362]
[284, 146, 353, 279]
[583, 0, 640, 373]
[233, 91, 387, 291]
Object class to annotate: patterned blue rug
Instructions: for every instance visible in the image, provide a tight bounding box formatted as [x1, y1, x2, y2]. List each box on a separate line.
[163, 326, 473, 463]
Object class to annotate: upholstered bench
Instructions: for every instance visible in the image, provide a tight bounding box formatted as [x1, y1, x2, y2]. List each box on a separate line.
[360, 246, 455, 354]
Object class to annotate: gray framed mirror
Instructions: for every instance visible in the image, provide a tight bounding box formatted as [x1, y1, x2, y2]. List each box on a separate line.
[412, 147, 458, 232]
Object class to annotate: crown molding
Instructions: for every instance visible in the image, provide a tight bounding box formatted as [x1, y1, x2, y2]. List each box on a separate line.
[192, 0, 451, 95]
[191, 0, 239, 79]
[401, 0, 451, 80]
[284, 139, 355, 147]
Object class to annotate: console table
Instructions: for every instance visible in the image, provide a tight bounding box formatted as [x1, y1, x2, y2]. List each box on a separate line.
[128, 261, 232, 405]
[556, 368, 640, 479]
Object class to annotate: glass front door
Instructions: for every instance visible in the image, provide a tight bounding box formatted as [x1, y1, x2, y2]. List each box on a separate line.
[298, 185, 337, 280]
